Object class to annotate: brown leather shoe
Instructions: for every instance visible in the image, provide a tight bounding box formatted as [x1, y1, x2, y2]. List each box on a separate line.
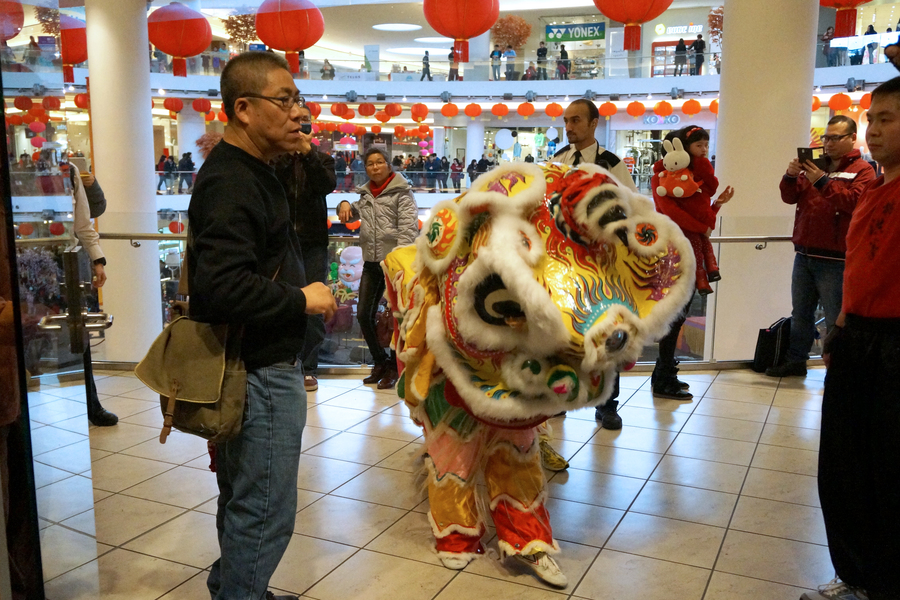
[363, 363, 388, 384]
[377, 368, 399, 389]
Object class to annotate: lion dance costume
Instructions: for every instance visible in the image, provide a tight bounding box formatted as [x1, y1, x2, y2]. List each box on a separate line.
[382, 163, 694, 587]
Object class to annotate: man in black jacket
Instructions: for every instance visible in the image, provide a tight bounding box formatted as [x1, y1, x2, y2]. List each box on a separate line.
[188, 51, 335, 600]
[274, 102, 337, 392]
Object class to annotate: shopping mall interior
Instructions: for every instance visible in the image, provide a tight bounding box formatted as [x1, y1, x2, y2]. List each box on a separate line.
[1, 0, 899, 598]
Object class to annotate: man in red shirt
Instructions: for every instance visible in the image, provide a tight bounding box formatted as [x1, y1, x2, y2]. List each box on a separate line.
[768, 116, 875, 378]
[803, 77, 900, 600]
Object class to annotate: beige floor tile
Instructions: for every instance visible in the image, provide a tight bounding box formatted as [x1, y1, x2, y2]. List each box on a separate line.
[589, 424, 677, 453]
[465, 538, 599, 593]
[716, 530, 832, 589]
[668, 433, 757, 466]
[269, 534, 358, 595]
[34, 439, 95, 475]
[62, 494, 186, 546]
[376, 440, 425, 473]
[630, 480, 738, 528]
[776, 377, 825, 396]
[119, 407, 166, 428]
[544, 497, 624, 547]
[704, 382, 775, 405]
[619, 374, 650, 390]
[365, 511, 443, 567]
[759, 423, 821, 451]
[713, 370, 780, 390]
[773, 389, 823, 412]
[678, 378, 712, 397]
[92, 395, 158, 419]
[30, 424, 87, 456]
[546, 468, 645, 510]
[88, 422, 159, 452]
[306, 549, 454, 600]
[40, 382, 92, 400]
[50, 415, 91, 435]
[545, 415, 603, 443]
[29, 389, 76, 407]
[43, 548, 200, 600]
[306, 385, 361, 404]
[741, 468, 820, 507]
[679, 371, 720, 382]
[606, 512, 725, 568]
[435, 572, 567, 599]
[40, 524, 112, 581]
[567, 445, 663, 478]
[296, 454, 370, 493]
[28, 398, 87, 425]
[122, 465, 219, 509]
[182, 453, 215, 471]
[681, 414, 764, 443]
[304, 405, 378, 430]
[704, 571, 812, 600]
[620, 391, 697, 413]
[124, 510, 220, 569]
[574, 550, 709, 600]
[544, 438, 587, 463]
[321, 376, 368, 389]
[730, 496, 827, 545]
[322, 387, 401, 411]
[157, 571, 211, 599]
[301, 425, 342, 452]
[692, 398, 770, 423]
[119, 430, 209, 465]
[751, 444, 818, 477]
[36, 474, 95, 522]
[381, 401, 410, 416]
[33, 461, 77, 489]
[93, 376, 149, 396]
[346, 411, 423, 441]
[563, 405, 600, 422]
[90, 453, 174, 493]
[294, 494, 406, 546]
[651, 455, 748, 494]
[766, 407, 822, 430]
[332, 465, 427, 509]
[114, 385, 164, 402]
[614, 405, 691, 431]
[305, 432, 408, 466]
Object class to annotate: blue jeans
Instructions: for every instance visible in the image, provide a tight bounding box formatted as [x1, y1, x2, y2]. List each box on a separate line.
[787, 253, 844, 363]
[492, 64, 500, 80]
[300, 244, 327, 374]
[207, 357, 306, 600]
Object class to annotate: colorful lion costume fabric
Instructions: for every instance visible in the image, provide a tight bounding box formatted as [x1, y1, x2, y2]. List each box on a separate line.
[382, 162, 694, 571]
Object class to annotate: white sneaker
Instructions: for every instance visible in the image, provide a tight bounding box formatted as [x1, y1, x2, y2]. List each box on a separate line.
[439, 554, 471, 570]
[512, 552, 568, 588]
[801, 577, 869, 600]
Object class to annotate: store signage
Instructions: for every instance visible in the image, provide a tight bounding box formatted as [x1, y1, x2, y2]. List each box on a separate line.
[545, 23, 606, 43]
[248, 43, 266, 51]
[643, 115, 681, 125]
[656, 23, 703, 36]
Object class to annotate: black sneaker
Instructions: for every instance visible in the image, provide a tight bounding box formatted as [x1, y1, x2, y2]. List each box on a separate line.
[765, 361, 807, 378]
[595, 401, 622, 430]
[265, 592, 300, 600]
[88, 407, 118, 427]
[652, 378, 693, 401]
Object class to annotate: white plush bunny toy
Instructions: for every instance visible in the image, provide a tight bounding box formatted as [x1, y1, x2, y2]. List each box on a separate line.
[656, 137, 700, 199]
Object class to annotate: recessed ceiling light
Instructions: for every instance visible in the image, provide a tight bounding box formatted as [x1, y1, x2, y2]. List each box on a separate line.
[415, 36, 453, 44]
[373, 23, 422, 32]
[158, 89, 166, 95]
[385, 47, 451, 56]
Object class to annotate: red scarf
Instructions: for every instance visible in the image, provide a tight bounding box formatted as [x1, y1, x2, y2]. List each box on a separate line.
[369, 172, 395, 197]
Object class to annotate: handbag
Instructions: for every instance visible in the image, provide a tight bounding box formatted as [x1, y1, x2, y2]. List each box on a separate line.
[751, 317, 792, 373]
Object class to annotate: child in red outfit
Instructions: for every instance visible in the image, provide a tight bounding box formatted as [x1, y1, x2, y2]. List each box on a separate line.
[652, 127, 734, 294]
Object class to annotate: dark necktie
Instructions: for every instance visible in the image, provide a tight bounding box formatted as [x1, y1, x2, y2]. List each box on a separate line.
[572, 150, 582, 166]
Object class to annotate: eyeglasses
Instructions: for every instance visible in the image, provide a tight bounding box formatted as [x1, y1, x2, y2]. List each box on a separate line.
[822, 133, 851, 143]
[240, 93, 305, 111]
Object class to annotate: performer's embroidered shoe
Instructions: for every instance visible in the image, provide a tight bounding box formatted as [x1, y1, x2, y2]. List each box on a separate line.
[512, 552, 568, 589]
[439, 554, 472, 570]
[801, 578, 869, 600]
[539, 439, 569, 471]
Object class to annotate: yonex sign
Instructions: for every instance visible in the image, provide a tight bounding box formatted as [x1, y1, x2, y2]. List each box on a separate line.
[545, 23, 606, 43]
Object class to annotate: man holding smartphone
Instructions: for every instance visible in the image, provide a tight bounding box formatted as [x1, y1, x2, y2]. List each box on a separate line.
[770, 116, 875, 378]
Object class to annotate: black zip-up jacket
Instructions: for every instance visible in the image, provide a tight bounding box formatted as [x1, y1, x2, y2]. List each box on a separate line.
[188, 141, 308, 369]
[274, 150, 337, 247]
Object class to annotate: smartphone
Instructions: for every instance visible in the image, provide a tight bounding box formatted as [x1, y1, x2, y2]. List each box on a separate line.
[798, 147, 827, 170]
[299, 122, 312, 135]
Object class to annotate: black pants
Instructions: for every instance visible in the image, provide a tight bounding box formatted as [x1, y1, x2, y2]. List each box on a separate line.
[657, 300, 691, 370]
[421, 66, 431, 81]
[537, 64, 547, 79]
[300, 244, 327, 374]
[819, 315, 900, 600]
[358, 261, 388, 365]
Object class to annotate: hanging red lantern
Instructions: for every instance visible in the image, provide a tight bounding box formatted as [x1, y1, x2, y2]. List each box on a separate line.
[357, 102, 376, 117]
[345, 220, 361, 231]
[192, 98, 212, 113]
[306, 101, 321, 119]
[709, 99, 719, 114]
[38, 114, 49, 123]
[626, 101, 646, 118]
[819, 0, 870, 38]
[13, 96, 32, 111]
[28, 106, 45, 117]
[372, 125, 382, 134]
[860, 93, 872, 110]
[74, 93, 89, 109]
[464, 103, 482, 119]
[828, 93, 851, 112]
[255, 0, 325, 73]
[59, 15, 87, 83]
[545, 103, 563, 120]
[356, 126, 367, 136]
[7, 114, 22, 126]
[330, 102, 348, 117]
[517, 102, 535, 119]
[592, 0, 673, 52]
[42, 97, 61, 111]
[423, 0, 499, 63]
[491, 103, 509, 118]
[343, 109, 356, 121]
[385, 103, 403, 117]
[17, 223, 34, 237]
[30, 136, 46, 148]
[148, 2, 212, 77]
[205, 111, 215, 122]
[217, 110, 228, 122]
[324, 122, 337, 132]
[169, 110, 178, 119]
[375, 110, 391, 123]
[441, 103, 459, 118]
[22, 114, 34, 124]
[654, 101, 673, 117]
[31, 151, 39, 161]
[28, 122, 45, 134]
[418, 124, 430, 135]
[169, 221, 185, 233]
[0, 1, 25, 44]
[410, 103, 429, 122]
[394, 125, 406, 137]
[812, 96, 822, 112]
[49, 222, 65, 236]
[163, 98, 184, 113]
[326, 218, 332, 229]
[681, 99, 701, 116]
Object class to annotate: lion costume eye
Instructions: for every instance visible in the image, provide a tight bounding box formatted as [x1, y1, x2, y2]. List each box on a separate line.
[474, 274, 526, 326]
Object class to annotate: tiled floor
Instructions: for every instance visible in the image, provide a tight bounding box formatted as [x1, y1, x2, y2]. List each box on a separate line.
[26, 367, 832, 600]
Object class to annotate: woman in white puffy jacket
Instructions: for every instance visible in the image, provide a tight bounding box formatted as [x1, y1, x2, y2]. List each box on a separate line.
[338, 148, 418, 389]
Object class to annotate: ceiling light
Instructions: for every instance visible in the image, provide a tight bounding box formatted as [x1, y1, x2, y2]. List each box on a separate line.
[564, 95, 569, 101]
[373, 23, 422, 32]
[323, 94, 328, 100]
[415, 37, 453, 44]
[158, 89, 166, 95]
[402, 96, 407, 101]
[385, 47, 452, 56]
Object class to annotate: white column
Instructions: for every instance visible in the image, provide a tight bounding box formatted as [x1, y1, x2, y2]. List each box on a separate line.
[86, 0, 162, 362]
[465, 120, 486, 184]
[432, 126, 445, 158]
[711, 0, 819, 361]
[177, 108, 207, 171]
[468, 31, 492, 81]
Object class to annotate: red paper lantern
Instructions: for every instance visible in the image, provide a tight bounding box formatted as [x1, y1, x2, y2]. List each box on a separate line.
[217, 110, 228, 122]
[828, 93, 851, 112]
[343, 109, 356, 121]
[860, 93, 872, 110]
[330, 102, 348, 117]
[0, 1, 25, 43]
[417, 218, 424, 230]
[394, 125, 406, 137]
[820, 0, 870, 37]
[31, 151, 39, 161]
[163, 98, 184, 113]
[42, 97, 61, 111]
[13, 96, 32, 111]
[592, 0, 673, 51]
[423, 0, 499, 63]
[74, 93, 89, 109]
[681, 99, 701, 116]
[811, 96, 821, 112]
[517, 102, 535, 119]
[59, 15, 87, 83]
[17, 223, 34, 237]
[385, 103, 403, 117]
[28, 121, 45, 134]
[326, 218, 332, 229]
[30, 136, 46, 148]
[410, 103, 429, 122]
[356, 125, 367, 136]
[545, 103, 563, 120]
[28, 106, 45, 117]
[357, 102, 376, 117]
[464, 103, 483, 119]
[709, 99, 719, 114]
[654, 101, 673, 117]
[192, 98, 212, 113]
[255, 0, 325, 73]
[491, 103, 509, 118]
[148, 2, 212, 77]
[441, 103, 459, 118]
[372, 125, 382, 134]
[169, 221, 185, 233]
[169, 110, 178, 119]
[38, 114, 49, 123]
[7, 114, 22, 126]
[626, 101, 646, 118]
[418, 124, 430, 134]
[345, 220, 361, 231]
[49, 222, 65, 236]
[205, 111, 215, 122]
[22, 114, 34, 124]
[324, 122, 337, 132]
[306, 101, 321, 119]
[375, 110, 391, 123]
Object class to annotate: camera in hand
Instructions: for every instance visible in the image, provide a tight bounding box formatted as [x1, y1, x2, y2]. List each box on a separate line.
[797, 147, 827, 170]
[300, 123, 312, 135]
